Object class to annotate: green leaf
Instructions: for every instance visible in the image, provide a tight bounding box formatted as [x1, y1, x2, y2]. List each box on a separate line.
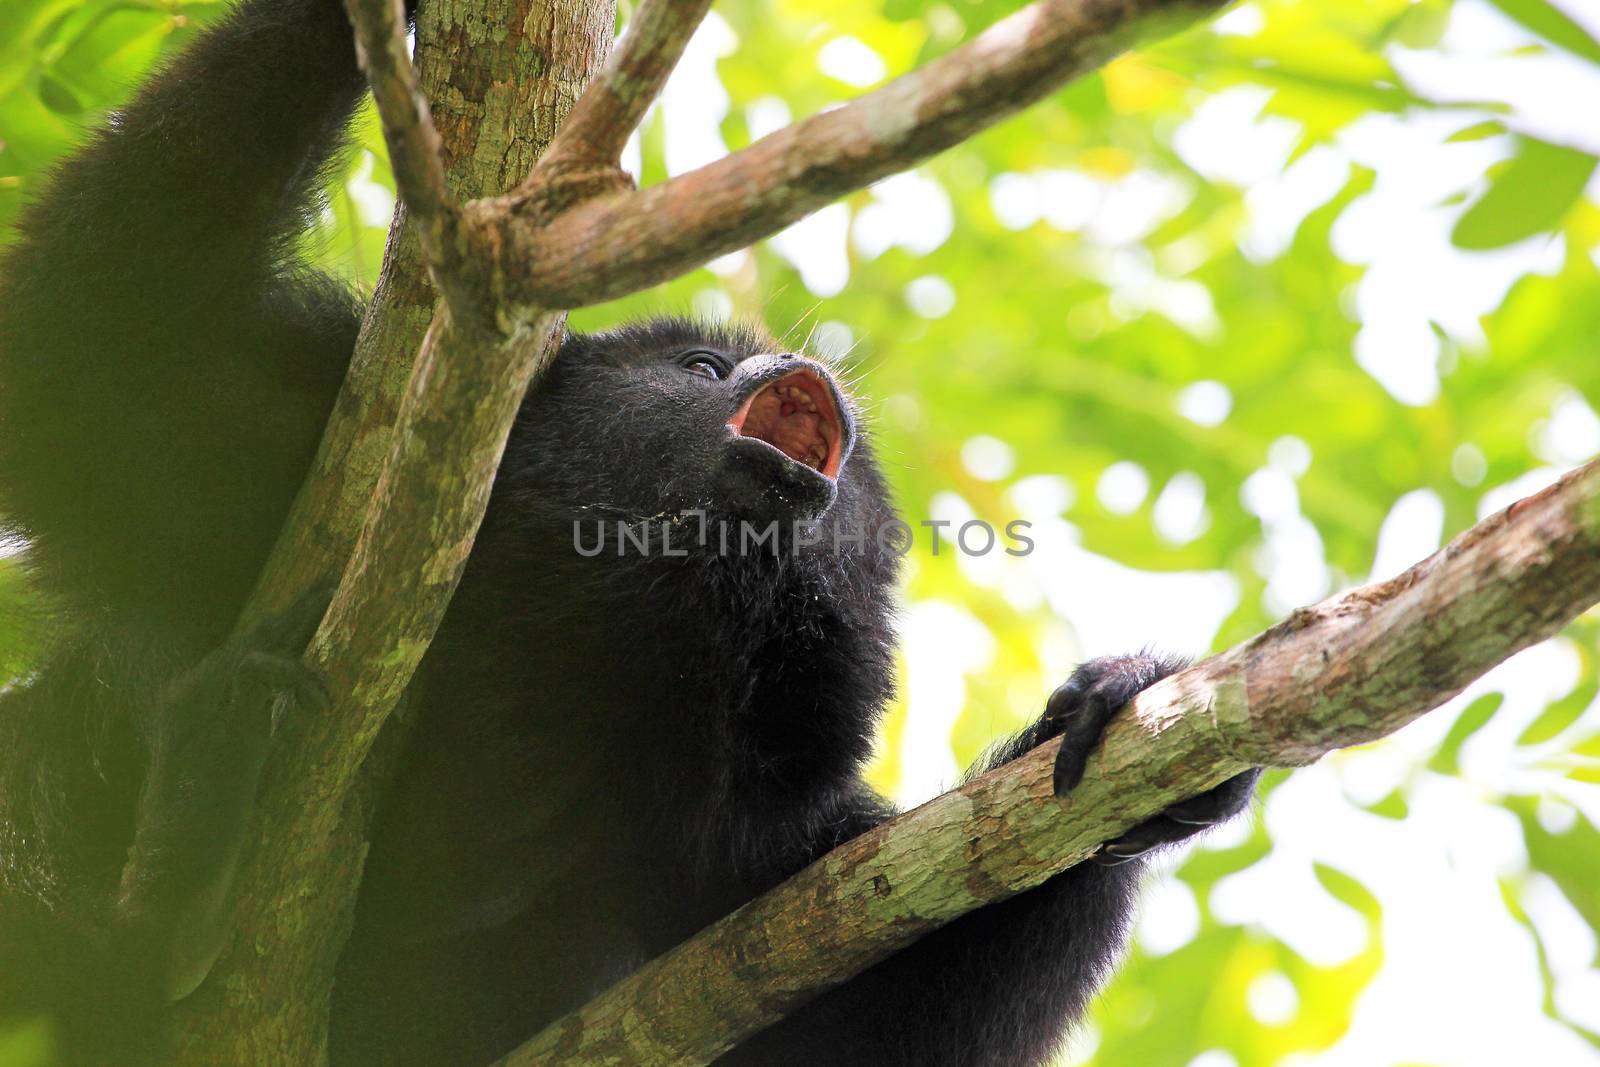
[1518, 673, 1597, 747]
[1446, 119, 1507, 143]
[1451, 137, 1597, 250]
[1362, 787, 1409, 820]
[35, 72, 81, 115]
[1427, 692, 1503, 775]
[1314, 861, 1382, 920]
[1517, 802, 1600, 937]
[1487, 0, 1600, 64]
[1385, 0, 1451, 49]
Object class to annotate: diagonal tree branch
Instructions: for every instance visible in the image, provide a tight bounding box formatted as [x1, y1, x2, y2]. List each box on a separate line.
[501, 457, 1600, 1067]
[489, 0, 1228, 310]
[242, 0, 619, 627]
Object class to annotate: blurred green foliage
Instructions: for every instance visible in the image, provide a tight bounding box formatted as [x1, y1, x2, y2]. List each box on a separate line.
[3, 0, 1600, 1065]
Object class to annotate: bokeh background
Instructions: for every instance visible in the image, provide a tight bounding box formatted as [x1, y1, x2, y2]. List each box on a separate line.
[4, 0, 1600, 1064]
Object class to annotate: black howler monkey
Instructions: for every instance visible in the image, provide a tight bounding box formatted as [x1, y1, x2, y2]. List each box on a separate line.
[0, 1, 1261, 1064]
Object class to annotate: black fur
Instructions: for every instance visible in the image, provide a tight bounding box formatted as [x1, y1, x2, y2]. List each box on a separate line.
[0, 2, 1261, 1064]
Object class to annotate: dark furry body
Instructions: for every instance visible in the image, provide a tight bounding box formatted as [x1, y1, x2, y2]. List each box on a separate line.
[0, 2, 1259, 1064]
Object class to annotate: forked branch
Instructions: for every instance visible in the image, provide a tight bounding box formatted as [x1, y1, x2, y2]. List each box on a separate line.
[500, 458, 1600, 1066]
[302, 0, 1238, 768]
[182, 3, 614, 1060]
[494, 0, 1228, 309]
[357, 0, 1232, 318]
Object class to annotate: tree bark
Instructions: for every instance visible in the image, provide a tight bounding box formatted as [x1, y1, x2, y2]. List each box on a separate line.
[168, 2, 614, 1062]
[502, 457, 1600, 1067]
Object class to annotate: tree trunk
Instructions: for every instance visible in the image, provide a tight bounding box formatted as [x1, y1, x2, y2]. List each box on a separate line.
[168, 3, 614, 1062]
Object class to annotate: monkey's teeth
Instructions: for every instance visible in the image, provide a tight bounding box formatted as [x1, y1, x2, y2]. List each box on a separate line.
[773, 383, 819, 413]
[733, 370, 842, 479]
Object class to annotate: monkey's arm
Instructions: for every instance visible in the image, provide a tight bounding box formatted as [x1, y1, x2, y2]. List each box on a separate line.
[113, 591, 334, 1001]
[721, 655, 1261, 1067]
[0, 593, 329, 1063]
[0, 0, 372, 631]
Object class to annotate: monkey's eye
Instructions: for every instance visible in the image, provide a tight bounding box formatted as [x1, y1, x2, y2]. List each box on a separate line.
[683, 353, 725, 380]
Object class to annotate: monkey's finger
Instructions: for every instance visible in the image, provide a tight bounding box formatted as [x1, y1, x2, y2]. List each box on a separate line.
[1052, 732, 1097, 796]
[1048, 684, 1121, 795]
[1041, 675, 1088, 731]
[1095, 773, 1263, 858]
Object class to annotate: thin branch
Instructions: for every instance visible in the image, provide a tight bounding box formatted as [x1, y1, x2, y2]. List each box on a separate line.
[537, 0, 714, 169]
[500, 457, 1600, 1066]
[493, 0, 1226, 309]
[344, 0, 455, 253]
[345, 0, 504, 333]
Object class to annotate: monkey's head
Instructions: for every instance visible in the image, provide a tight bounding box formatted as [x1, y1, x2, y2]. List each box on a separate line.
[497, 318, 895, 552]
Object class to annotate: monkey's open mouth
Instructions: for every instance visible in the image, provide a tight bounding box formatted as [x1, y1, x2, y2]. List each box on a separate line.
[727, 369, 846, 480]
